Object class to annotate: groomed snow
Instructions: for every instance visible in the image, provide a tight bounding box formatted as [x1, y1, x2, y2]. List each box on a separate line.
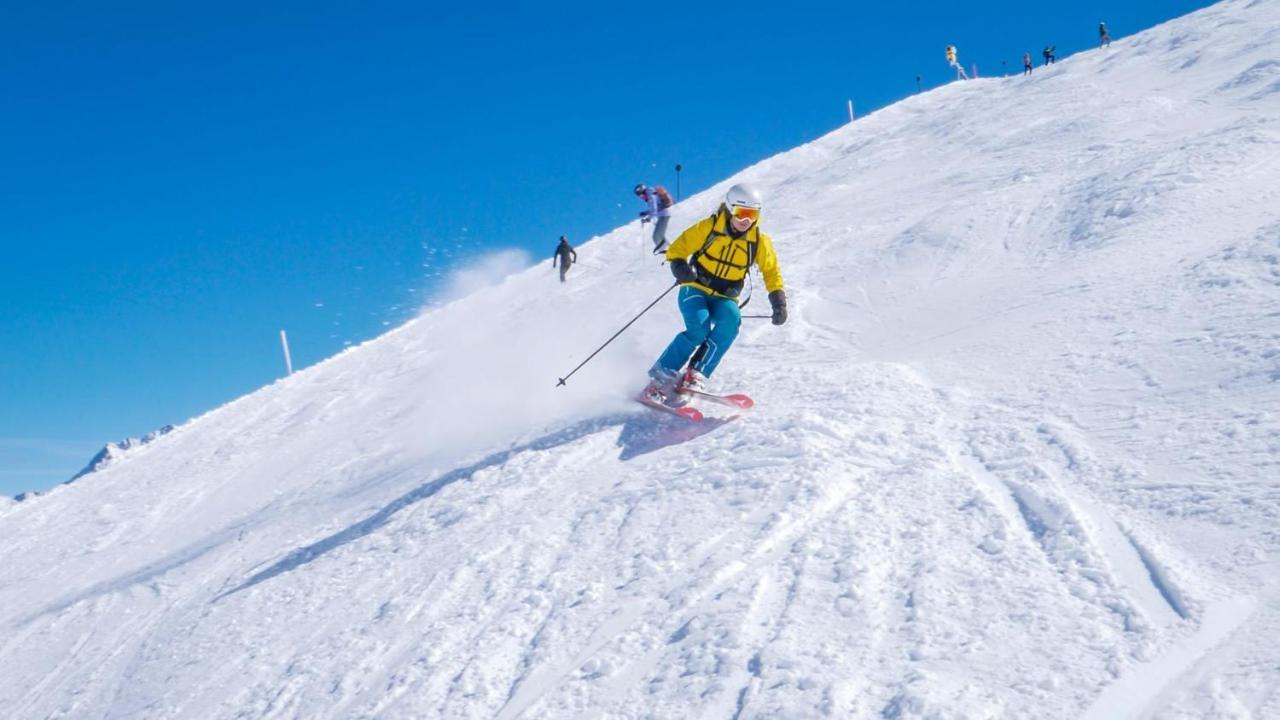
[2, 0, 1278, 717]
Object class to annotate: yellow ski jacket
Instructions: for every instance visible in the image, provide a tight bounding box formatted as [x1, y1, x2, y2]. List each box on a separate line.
[664, 207, 784, 298]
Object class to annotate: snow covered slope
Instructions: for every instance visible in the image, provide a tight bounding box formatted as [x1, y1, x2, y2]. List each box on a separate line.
[2, 0, 1278, 717]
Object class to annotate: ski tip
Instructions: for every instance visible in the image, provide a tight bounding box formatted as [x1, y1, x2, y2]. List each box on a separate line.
[678, 406, 704, 422]
[724, 393, 754, 409]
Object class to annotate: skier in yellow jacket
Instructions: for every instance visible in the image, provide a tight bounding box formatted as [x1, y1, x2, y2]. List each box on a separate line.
[946, 45, 969, 80]
[644, 183, 787, 404]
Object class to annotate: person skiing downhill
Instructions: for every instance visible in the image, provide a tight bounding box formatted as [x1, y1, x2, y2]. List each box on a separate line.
[1099, 22, 1112, 48]
[1023, 51, 1033, 75]
[552, 235, 577, 283]
[643, 183, 786, 406]
[635, 183, 674, 253]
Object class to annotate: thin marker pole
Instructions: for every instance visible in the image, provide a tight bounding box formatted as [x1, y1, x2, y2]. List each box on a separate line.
[279, 330, 294, 376]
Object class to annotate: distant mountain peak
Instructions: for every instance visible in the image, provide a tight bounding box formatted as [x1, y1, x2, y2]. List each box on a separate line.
[68, 425, 176, 484]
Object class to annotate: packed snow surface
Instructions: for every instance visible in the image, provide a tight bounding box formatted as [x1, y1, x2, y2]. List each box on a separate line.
[2, 1, 1278, 717]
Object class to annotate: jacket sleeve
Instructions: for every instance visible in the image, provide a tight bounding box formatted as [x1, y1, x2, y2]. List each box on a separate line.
[664, 216, 714, 262]
[754, 231, 784, 293]
[640, 193, 658, 217]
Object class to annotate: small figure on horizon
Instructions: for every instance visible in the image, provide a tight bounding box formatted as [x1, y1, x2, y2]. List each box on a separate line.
[1023, 51, 1033, 75]
[1099, 22, 1112, 48]
[945, 45, 969, 80]
[634, 183, 674, 253]
[552, 235, 577, 283]
[1043, 45, 1057, 65]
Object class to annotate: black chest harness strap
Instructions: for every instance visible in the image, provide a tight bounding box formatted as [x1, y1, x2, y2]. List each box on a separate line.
[689, 212, 758, 299]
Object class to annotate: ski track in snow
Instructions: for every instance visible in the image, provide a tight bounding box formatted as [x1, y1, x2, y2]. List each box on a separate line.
[3, 1, 1280, 717]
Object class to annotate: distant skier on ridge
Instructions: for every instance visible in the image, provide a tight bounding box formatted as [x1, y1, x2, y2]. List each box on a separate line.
[642, 183, 787, 407]
[946, 45, 969, 80]
[552, 235, 577, 283]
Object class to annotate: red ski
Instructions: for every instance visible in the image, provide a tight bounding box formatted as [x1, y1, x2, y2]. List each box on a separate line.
[636, 391, 704, 422]
[677, 388, 754, 410]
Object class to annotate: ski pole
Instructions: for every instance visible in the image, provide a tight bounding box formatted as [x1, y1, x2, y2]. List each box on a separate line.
[556, 281, 679, 387]
[741, 314, 774, 319]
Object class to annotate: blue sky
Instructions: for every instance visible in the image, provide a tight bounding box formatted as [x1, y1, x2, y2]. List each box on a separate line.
[0, 0, 1213, 496]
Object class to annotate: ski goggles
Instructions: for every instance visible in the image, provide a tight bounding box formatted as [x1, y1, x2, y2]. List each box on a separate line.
[729, 205, 760, 222]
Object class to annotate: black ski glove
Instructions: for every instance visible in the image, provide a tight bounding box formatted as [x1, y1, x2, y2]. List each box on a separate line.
[670, 259, 698, 284]
[769, 290, 788, 325]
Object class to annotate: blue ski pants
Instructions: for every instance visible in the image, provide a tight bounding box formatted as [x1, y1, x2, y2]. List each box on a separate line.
[655, 285, 741, 377]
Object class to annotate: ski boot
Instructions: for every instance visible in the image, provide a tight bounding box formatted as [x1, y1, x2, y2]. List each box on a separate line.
[645, 364, 686, 406]
[678, 368, 708, 395]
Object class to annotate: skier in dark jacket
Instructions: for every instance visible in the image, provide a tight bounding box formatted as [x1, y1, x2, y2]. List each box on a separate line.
[552, 236, 577, 283]
[1043, 45, 1056, 65]
[1099, 22, 1112, 48]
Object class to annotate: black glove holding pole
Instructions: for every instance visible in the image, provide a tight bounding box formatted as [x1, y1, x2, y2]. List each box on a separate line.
[768, 289, 788, 325]
[670, 259, 698, 284]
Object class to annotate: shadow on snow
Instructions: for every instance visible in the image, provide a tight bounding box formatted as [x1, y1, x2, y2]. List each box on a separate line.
[214, 407, 735, 600]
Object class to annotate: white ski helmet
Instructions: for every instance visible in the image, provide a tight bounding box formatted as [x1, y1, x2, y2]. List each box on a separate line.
[725, 183, 763, 212]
